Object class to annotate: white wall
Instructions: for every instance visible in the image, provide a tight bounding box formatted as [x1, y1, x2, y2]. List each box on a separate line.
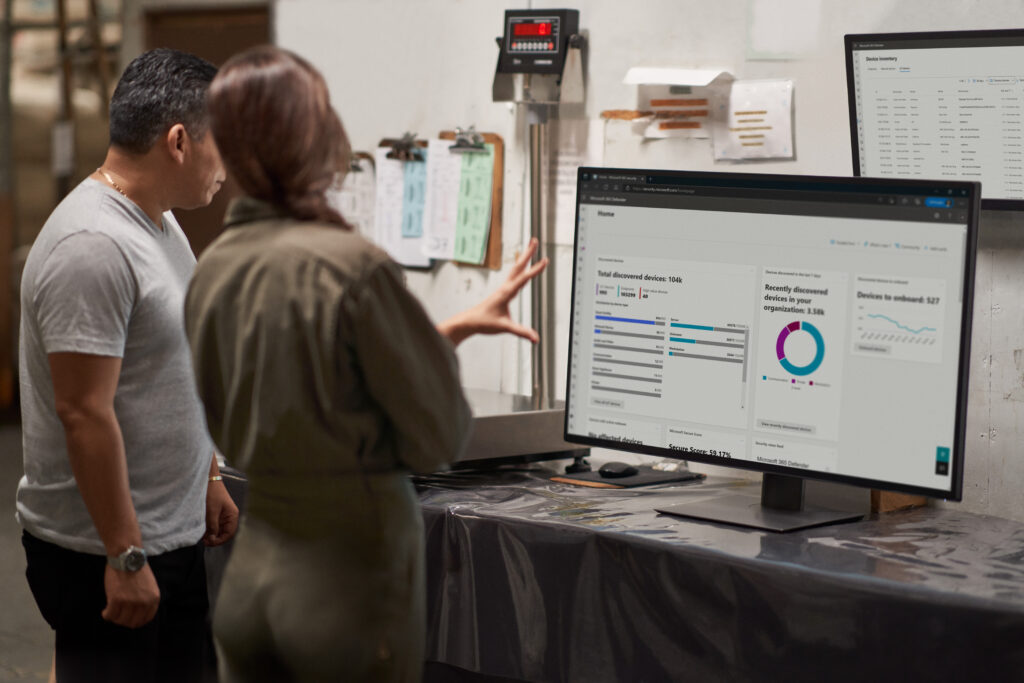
[277, 0, 539, 395]
[275, 0, 1024, 521]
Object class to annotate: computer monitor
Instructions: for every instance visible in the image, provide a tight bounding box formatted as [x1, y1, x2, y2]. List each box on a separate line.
[564, 169, 979, 531]
[846, 29, 1024, 210]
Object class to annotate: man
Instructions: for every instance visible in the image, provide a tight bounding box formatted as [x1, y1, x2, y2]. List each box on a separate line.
[17, 48, 237, 682]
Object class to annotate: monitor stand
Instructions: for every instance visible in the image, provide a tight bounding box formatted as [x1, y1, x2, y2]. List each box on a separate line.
[656, 473, 864, 533]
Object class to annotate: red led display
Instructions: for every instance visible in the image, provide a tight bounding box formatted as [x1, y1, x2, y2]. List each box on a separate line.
[513, 22, 552, 37]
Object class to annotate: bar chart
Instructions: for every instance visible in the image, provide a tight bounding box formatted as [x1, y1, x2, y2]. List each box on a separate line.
[667, 322, 750, 408]
[582, 254, 757, 430]
[591, 314, 665, 400]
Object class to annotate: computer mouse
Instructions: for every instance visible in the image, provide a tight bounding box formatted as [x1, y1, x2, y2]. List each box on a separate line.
[598, 461, 639, 478]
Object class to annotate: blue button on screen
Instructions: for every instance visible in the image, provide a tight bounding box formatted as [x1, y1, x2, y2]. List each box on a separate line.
[925, 197, 951, 208]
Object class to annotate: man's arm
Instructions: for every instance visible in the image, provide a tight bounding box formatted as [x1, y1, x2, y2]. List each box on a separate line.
[204, 454, 238, 546]
[49, 352, 160, 629]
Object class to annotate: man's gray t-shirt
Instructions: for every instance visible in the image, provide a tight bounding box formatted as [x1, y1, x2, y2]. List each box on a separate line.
[17, 178, 212, 556]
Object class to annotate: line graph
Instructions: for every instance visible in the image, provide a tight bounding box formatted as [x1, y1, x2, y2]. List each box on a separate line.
[865, 313, 937, 335]
[851, 275, 946, 364]
[858, 330, 937, 346]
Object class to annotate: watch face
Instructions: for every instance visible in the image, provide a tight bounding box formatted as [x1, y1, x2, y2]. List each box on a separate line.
[124, 548, 146, 572]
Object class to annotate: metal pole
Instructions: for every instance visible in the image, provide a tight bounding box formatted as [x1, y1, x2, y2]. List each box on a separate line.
[529, 119, 545, 409]
[538, 124, 557, 409]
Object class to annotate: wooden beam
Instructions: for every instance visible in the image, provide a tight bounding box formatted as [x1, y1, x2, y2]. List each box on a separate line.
[87, 0, 111, 119]
[0, 0, 14, 409]
[55, 0, 76, 201]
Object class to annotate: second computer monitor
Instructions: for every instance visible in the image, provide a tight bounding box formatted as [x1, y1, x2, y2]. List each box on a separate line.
[846, 28, 1024, 210]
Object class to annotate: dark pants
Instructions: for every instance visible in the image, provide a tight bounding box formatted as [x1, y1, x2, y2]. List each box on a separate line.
[22, 531, 215, 683]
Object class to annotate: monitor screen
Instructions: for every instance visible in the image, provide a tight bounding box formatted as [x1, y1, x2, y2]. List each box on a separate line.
[846, 29, 1024, 210]
[564, 169, 978, 502]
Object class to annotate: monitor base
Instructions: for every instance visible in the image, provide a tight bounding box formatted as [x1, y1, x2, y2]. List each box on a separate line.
[656, 494, 863, 533]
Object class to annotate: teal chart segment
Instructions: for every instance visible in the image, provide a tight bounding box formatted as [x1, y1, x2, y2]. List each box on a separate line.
[776, 320, 825, 376]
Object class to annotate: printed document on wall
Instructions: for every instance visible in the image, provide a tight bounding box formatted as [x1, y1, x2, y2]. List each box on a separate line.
[401, 153, 428, 238]
[713, 79, 794, 160]
[422, 138, 461, 259]
[327, 155, 375, 242]
[453, 143, 495, 265]
[374, 147, 431, 267]
[622, 67, 734, 140]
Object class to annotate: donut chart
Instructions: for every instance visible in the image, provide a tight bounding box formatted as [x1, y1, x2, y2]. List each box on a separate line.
[776, 321, 824, 376]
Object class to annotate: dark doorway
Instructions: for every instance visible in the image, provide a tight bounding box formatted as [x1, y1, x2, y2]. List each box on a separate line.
[144, 5, 270, 255]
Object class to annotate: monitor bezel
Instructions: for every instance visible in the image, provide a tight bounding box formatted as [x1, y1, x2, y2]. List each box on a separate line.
[563, 167, 979, 502]
[845, 28, 1024, 211]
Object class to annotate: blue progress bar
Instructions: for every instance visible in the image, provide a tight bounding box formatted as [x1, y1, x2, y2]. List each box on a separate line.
[670, 323, 714, 331]
[595, 315, 657, 325]
[669, 337, 696, 344]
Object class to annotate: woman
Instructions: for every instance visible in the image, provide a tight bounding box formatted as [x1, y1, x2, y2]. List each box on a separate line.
[184, 46, 546, 682]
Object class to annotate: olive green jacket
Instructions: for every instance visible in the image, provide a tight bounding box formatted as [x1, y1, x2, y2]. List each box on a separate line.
[184, 197, 472, 536]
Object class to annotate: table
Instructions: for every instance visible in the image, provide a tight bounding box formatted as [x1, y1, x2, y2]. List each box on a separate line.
[416, 466, 1024, 682]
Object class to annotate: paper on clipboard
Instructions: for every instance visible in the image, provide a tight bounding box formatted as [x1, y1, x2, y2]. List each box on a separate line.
[327, 155, 376, 242]
[401, 154, 428, 238]
[712, 79, 794, 160]
[453, 143, 495, 265]
[623, 67, 734, 139]
[422, 138, 460, 259]
[373, 147, 431, 267]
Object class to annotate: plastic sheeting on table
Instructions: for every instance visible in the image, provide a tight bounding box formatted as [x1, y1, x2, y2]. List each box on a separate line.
[415, 466, 1024, 683]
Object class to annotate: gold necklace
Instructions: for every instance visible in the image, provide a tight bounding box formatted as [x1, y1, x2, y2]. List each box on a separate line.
[97, 168, 128, 198]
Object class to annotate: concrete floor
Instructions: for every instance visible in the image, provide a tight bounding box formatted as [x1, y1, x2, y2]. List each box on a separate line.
[0, 423, 52, 682]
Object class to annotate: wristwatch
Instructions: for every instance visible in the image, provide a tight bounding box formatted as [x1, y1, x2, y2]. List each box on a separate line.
[107, 545, 147, 572]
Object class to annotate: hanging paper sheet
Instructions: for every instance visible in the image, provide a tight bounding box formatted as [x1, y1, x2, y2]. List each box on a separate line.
[326, 155, 376, 242]
[712, 79, 795, 160]
[422, 138, 461, 259]
[453, 143, 495, 265]
[373, 146, 431, 267]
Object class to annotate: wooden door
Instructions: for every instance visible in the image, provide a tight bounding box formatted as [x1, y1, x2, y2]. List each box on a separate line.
[144, 5, 270, 256]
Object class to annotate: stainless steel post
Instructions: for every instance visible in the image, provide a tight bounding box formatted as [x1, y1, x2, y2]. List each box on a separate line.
[529, 119, 546, 409]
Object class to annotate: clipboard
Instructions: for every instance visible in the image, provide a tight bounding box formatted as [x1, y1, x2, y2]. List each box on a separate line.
[378, 136, 428, 158]
[375, 136, 431, 268]
[440, 130, 504, 270]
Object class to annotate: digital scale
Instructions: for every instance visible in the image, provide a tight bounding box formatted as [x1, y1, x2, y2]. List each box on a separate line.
[455, 10, 587, 467]
[493, 9, 583, 104]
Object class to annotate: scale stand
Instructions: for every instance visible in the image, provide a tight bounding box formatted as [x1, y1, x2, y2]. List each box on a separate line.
[493, 9, 584, 409]
[447, 10, 588, 469]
